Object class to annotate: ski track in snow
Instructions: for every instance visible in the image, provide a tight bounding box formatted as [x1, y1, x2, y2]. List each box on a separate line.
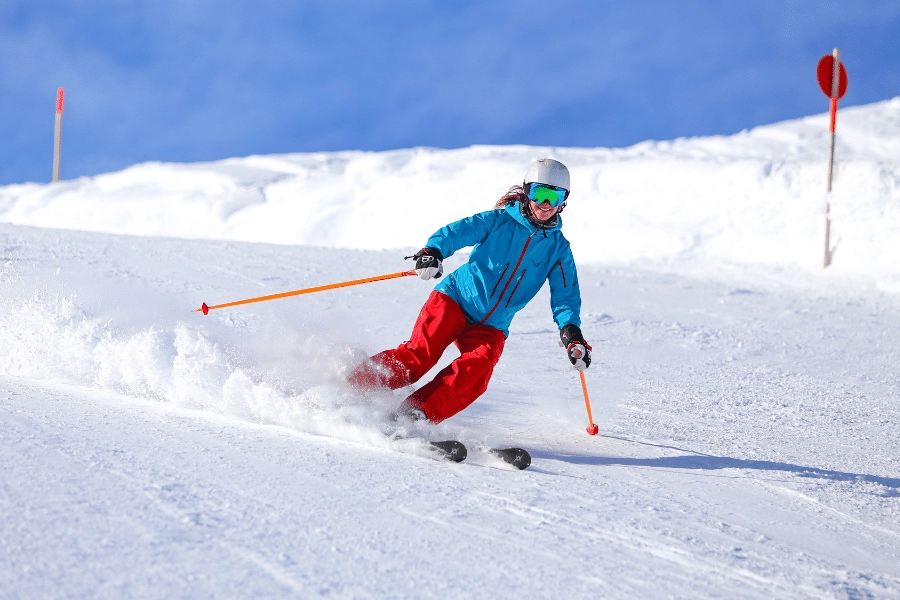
[1, 221, 898, 598]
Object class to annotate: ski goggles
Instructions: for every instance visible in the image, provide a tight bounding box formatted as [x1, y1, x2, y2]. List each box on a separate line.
[525, 182, 569, 207]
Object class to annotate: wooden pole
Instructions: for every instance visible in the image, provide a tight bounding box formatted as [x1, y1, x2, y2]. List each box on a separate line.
[824, 49, 840, 268]
[52, 88, 65, 183]
[824, 201, 831, 268]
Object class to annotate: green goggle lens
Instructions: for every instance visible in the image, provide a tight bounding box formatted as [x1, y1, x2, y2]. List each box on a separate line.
[525, 183, 568, 207]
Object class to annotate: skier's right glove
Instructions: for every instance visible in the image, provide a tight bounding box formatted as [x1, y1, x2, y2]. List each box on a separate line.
[407, 247, 443, 280]
[560, 324, 592, 371]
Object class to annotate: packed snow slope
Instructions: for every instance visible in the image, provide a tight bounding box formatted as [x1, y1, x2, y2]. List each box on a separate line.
[1, 98, 899, 598]
[1, 97, 899, 280]
[2, 227, 899, 598]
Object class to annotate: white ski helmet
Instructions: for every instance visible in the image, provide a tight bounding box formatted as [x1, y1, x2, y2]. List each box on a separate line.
[524, 158, 570, 191]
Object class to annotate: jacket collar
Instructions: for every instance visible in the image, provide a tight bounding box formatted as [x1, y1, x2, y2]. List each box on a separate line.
[506, 202, 562, 232]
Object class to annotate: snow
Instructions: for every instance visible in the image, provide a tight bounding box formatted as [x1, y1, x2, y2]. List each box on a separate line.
[2, 97, 900, 279]
[1, 99, 899, 598]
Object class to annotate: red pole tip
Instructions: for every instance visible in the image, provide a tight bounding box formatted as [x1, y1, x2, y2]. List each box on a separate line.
[56, 88, 65, 114]
[586, 424, 599, 435]
[201, 302, 209, 315]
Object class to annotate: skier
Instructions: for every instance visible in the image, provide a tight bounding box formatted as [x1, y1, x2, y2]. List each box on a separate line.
[347, 158, 591, 423]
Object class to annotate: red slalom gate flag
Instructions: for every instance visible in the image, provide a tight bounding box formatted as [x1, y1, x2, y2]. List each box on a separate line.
[816, 50, 849, 268]
[817, 53, 848, 134]
[816, 55, 848, 100]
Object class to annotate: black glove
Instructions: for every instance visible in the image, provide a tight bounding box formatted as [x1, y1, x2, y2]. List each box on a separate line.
[560, 324, 592, 371]
[407, 247, 443, 280]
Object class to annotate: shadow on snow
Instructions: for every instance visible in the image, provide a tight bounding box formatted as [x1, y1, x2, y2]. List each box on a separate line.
[533, 438, 900, 493]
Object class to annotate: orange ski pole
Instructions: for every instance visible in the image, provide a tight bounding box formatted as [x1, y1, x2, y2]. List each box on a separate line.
[580, 370, 599, 435]
[195, 270, 417, 315]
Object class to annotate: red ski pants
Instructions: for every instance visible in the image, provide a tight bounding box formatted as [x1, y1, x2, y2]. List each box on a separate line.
[347, 291, 505, 423]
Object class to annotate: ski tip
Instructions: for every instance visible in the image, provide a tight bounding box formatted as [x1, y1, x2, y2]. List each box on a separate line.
[430, 440, 467, 463]
[491, 447, 531, 470]
[586, 424, 599, 436]
[200, 302, 209, 315]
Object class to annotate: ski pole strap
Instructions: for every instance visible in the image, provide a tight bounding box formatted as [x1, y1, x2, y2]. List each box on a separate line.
[195, 270, 417, 314]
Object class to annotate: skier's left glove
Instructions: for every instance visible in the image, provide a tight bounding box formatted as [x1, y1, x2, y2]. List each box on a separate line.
[560, 324, 592, 371]
[407, 247, 443, 280]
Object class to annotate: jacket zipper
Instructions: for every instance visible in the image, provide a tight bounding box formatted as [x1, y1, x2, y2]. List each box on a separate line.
[556, 260, 567, 288]
[505, 270, 526, 307]
[480, 232, 534, 324]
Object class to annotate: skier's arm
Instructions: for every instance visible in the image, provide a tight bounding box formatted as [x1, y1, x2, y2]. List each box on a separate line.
[547, 245, 582, 330]
[549, 247, 590, 370]
[423, 210, 499, 260]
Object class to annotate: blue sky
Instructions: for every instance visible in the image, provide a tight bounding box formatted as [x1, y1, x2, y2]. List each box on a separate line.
[2, 0, 899, 185]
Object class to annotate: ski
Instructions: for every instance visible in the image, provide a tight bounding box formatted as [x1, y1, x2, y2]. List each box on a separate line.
[429, 440, 467, 463]
[490, 447, 531, 470]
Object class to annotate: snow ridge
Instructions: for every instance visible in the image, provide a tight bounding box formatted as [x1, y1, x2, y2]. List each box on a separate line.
[1, 98, 898, 277]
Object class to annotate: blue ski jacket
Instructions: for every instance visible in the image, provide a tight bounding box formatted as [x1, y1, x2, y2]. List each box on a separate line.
[425, 203, 582, 337]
